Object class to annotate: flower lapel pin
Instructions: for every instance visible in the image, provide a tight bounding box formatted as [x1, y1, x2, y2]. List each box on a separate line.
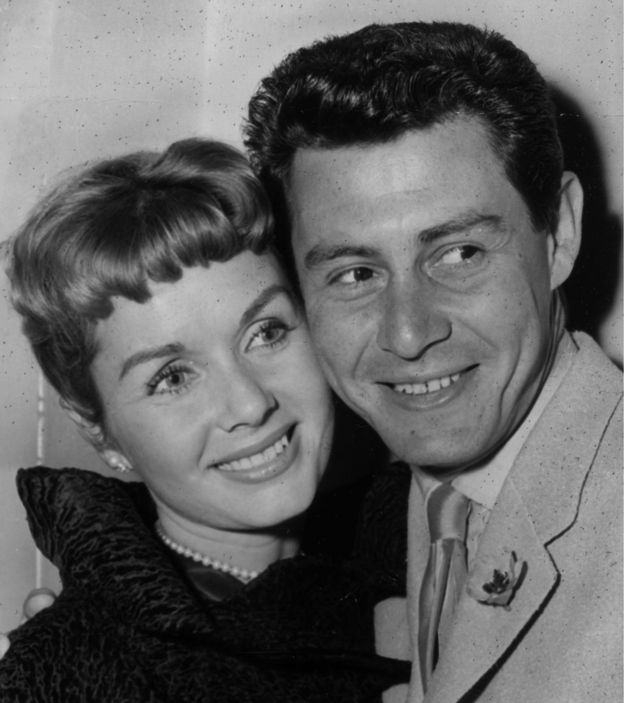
[467, 549, 526, 610]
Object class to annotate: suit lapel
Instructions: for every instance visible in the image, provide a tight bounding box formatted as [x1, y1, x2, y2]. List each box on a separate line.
[425, 480, 558, 702]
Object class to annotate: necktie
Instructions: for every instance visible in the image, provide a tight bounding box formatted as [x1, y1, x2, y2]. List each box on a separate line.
[418, 482, 470, 691]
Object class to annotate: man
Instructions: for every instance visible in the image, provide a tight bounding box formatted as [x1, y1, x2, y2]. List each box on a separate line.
[244, 21, 622, 703]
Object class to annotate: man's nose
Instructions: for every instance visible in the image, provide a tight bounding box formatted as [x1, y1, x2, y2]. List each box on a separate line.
[376, 278, 451, 360]
[217, 365, 277, 432]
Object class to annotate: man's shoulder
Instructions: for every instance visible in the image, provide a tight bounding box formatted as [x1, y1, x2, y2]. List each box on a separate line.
[546, 331, 622, 421]
[569, 330, 622, 384]
[527, 331, 621, 453]
[508, 332, 621, 526]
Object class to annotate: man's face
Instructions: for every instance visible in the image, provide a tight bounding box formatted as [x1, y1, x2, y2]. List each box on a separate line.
[288, 117, 569, 473]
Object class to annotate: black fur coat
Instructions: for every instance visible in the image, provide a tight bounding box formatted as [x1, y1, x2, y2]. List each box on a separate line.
[0, 466, 410, 702]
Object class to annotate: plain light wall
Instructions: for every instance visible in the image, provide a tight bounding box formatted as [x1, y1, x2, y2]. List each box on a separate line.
[0, 0, 621, 632]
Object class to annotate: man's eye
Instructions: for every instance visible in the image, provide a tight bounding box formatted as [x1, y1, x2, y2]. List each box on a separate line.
[434, 245, 482, 267]
[331, 266, 376, 285]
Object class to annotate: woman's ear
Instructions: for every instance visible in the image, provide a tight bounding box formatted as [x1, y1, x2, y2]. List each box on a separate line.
[60, 398, 133, 473]
[549, 171, 584, 290]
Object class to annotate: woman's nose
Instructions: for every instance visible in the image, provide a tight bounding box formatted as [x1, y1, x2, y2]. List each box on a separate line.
[217, 366, 277, 432]
[376, 279, 451, 360]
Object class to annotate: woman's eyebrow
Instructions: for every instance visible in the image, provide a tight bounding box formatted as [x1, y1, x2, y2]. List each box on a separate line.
[119, 342, 186, 380]
[117, 286, 292, 381]
[239, 284, 293, 328]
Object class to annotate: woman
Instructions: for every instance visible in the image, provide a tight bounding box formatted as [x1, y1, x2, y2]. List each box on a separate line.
[0, 138, 409, 701]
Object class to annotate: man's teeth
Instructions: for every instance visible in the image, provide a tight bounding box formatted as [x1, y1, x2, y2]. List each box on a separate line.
[217, 433, 289, 472]
[394, 373, 460, 395]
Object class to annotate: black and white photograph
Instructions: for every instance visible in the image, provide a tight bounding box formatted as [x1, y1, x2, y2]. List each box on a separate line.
[0, 1, 621, 701]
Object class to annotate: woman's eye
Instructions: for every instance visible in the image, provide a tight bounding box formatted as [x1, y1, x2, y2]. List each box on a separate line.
[148, 364, 194, 396]
[330, 266, 376, 286]
[434, 245, 482, 267]
[247, 320, 290, 351]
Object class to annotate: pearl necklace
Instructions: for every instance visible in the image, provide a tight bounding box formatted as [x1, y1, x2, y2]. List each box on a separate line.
[155, 521, 259, 584]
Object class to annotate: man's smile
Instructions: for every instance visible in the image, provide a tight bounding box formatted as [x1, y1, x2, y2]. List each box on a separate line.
[392, 372, 461, 395]
[369, 366, 479, 413]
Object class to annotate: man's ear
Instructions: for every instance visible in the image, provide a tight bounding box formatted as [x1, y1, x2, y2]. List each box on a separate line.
[549, 171, 583, 290]
[61, 398, 133, 473]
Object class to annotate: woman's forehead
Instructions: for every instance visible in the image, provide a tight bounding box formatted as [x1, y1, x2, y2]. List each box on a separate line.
[93, 253, 292, 364]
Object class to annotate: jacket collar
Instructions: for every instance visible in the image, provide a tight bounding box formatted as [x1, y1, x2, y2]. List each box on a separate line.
[17, 467, 217, 635]
[511, 332, 621, 543]
[17, 466, 406, 672]
[426, 481, 559, 701]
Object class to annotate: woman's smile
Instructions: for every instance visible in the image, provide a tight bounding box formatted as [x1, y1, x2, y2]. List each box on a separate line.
[213, 425, 299, 484]
[212, 423, 294, 469]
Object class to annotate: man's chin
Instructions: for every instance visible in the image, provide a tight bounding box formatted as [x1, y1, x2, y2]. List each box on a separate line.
[377, 431, 490, 474]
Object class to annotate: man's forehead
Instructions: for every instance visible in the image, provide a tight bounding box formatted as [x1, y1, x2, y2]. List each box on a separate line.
[288, 129, 514, 244]
[288, 119, 505, 206]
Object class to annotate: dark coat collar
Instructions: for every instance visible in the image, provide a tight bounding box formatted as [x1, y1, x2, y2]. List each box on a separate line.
[16, 465, 411, 694]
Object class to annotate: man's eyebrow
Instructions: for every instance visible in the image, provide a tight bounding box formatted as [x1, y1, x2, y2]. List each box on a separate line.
[239, 283, 293, 328]
[304, 245, 380, 270]
[418, 213, 504, 243]
[303, 214, 504, 270]
[120, 342, 186, 380]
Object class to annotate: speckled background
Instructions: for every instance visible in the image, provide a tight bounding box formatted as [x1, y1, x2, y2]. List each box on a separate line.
[0, 0, 621, 631]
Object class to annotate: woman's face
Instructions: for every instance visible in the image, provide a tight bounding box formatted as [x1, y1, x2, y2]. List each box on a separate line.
[89, 251, 334, 532]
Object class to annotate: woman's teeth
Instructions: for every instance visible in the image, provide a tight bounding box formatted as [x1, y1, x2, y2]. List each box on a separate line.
[216, 433, 289, 472]
[394, 372, 460, 395]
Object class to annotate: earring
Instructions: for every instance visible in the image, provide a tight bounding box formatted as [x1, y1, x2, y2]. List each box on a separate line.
[108, 456, 132, 473]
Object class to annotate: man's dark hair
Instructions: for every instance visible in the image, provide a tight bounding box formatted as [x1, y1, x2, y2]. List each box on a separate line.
[244, 21, 563, 234]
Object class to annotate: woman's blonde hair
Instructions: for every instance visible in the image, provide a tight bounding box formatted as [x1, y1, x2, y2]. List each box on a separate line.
[8, 138, 274, 428]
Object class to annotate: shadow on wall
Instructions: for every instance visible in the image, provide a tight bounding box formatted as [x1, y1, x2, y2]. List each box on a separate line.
[555, 87, 622, 357]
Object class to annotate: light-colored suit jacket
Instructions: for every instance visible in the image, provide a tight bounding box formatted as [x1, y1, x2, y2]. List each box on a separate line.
[378, 332, 622, 702]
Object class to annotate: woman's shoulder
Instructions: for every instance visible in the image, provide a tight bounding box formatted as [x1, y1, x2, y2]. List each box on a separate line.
[16, 466, 153, 516]
[16, 466, 156, 568]
[0, 589, 104, 700]
[0, 587, 161, 702]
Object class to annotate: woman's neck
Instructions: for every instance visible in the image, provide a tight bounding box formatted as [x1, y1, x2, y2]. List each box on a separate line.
[155, 505, 302, 577]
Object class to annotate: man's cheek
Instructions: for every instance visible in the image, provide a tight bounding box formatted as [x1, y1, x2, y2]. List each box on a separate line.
[308, 317, 351, 377]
